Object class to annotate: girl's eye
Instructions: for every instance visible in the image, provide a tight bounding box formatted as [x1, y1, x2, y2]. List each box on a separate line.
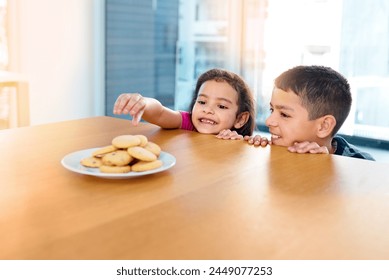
[218, 105, 228, 109]
[197, 100, 206, 105]
[269, 108, 274, 113]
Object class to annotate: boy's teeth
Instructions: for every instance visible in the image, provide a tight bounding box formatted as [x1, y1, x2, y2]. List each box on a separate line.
[272, 134, 280, 139]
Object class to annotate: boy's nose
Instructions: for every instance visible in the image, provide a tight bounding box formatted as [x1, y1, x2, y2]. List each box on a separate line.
[265, 114, 276, 127]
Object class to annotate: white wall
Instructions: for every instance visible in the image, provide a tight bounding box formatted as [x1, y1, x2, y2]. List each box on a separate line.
[8, 0, 104, 125]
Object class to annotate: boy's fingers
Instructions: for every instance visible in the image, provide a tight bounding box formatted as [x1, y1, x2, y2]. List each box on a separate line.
[288, 142, 329, 154]
[260, 138, 269, 146]
[253, 137, 269, 147]
[309, 146, 329, 154]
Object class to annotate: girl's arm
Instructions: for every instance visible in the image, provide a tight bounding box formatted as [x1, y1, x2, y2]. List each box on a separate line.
[113, 93, 182, 128]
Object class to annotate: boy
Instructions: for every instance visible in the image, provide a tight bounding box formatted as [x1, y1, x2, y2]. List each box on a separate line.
[242, 65, 375, 160]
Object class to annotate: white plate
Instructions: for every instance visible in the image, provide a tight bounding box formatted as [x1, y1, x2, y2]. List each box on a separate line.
[61, 147, 176, 179]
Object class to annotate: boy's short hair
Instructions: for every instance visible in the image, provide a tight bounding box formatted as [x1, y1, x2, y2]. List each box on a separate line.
[274, 65, 352, 136]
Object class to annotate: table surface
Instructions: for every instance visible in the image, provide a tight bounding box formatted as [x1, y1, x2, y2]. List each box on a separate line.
[1, 116, 389, 260]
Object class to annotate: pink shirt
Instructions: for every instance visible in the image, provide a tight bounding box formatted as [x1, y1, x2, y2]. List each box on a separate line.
[179, 111, 195, 131]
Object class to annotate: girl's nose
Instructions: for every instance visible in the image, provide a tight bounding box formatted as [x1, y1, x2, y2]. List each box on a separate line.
[202, 105, 214, 114]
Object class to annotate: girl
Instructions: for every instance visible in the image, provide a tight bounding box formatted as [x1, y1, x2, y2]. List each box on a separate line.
[113, 68, 256, 138]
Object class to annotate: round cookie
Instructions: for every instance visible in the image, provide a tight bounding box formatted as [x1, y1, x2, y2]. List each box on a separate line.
[80, 156, 103, 168]
[127, 146, 157, 162]
[92, 145, 118, 157]
[112, 135, 141, 149]
[144, 141, 161, 156]
[102, 150, 133, 166]
[99, 165, 131, 173]
[135, 135, 148, 147]
[131, 160, 163, 172]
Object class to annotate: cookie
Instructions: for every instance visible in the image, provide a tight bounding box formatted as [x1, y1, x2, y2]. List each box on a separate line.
[135, 134, 148, 147]
[80, 156, 103, 167]
[131, 160, 163, 172]
[102, 150, 133, 166]
[112, 135, 141, 149]
[127, 146, 158, 162]
[144, 141, 161, 156]
[99, 165, 131, 173]
[78, 134, 167, 174]
[92, 145, 118, 157]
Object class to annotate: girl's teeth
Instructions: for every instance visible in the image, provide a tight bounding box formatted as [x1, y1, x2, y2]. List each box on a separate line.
[201, 119, 215, 124]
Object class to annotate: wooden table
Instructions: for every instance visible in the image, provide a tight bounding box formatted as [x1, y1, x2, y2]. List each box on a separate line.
[1, 116, 389, 260]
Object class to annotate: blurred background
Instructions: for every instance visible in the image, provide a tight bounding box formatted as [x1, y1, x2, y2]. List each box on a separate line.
[1, 0, 388, 160]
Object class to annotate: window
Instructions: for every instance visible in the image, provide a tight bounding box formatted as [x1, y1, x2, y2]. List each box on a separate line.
[105, 0, 179, 116]
[106, 0, 389, 147]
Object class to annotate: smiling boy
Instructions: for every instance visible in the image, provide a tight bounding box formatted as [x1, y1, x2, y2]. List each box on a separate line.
[245, 65, 375, 160]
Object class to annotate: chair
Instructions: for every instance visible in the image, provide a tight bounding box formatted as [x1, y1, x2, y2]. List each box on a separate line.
[0, 71, 30, 128]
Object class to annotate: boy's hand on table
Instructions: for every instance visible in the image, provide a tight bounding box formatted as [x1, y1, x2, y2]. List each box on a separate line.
[244, 135, 270, 147]
[288, 141, 329, 154]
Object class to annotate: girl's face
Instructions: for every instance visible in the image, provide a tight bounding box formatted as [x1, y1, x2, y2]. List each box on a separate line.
[191, 80, 241, 134]
[265, 87, 321, 146]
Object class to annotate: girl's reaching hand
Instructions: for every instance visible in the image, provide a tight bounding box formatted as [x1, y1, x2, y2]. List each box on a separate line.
[216, 129, 243, 140]
[113, 93, 147, 125]
[243, 135, 270, 147]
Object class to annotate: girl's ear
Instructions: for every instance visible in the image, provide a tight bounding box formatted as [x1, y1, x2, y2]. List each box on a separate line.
[234, 111, 250, 129]
[317, 115, 336, 138]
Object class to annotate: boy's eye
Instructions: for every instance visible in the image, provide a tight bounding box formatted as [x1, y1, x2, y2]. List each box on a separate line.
[197, 100, 206, 105]
[269, 108, 274, 113]
[218, 104, 228, 109]
[280, 112, 290, 118]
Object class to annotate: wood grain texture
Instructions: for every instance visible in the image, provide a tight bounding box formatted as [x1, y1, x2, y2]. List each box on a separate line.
[1, 116, 388, 259]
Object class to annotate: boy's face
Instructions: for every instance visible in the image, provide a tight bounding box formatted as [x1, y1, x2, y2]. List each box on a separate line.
[265, 87, 320, 146]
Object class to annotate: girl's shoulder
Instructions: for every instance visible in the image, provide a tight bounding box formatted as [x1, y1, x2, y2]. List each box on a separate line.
[179, 111, 194, 131]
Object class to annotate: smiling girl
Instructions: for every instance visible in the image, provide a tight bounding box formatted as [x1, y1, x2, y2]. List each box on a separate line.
[113, 68, 256, 138]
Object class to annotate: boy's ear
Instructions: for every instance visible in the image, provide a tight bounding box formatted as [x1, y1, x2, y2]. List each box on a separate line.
[316, 115, 336, 138]
[234, 111, 250, 129]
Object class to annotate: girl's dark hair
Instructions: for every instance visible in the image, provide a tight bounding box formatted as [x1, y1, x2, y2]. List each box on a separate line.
[188, 68, 256, 136]
[275, 65, 352, 136]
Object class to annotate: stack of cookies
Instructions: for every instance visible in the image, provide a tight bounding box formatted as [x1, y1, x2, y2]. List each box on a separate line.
[80, 134, 163, 173]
